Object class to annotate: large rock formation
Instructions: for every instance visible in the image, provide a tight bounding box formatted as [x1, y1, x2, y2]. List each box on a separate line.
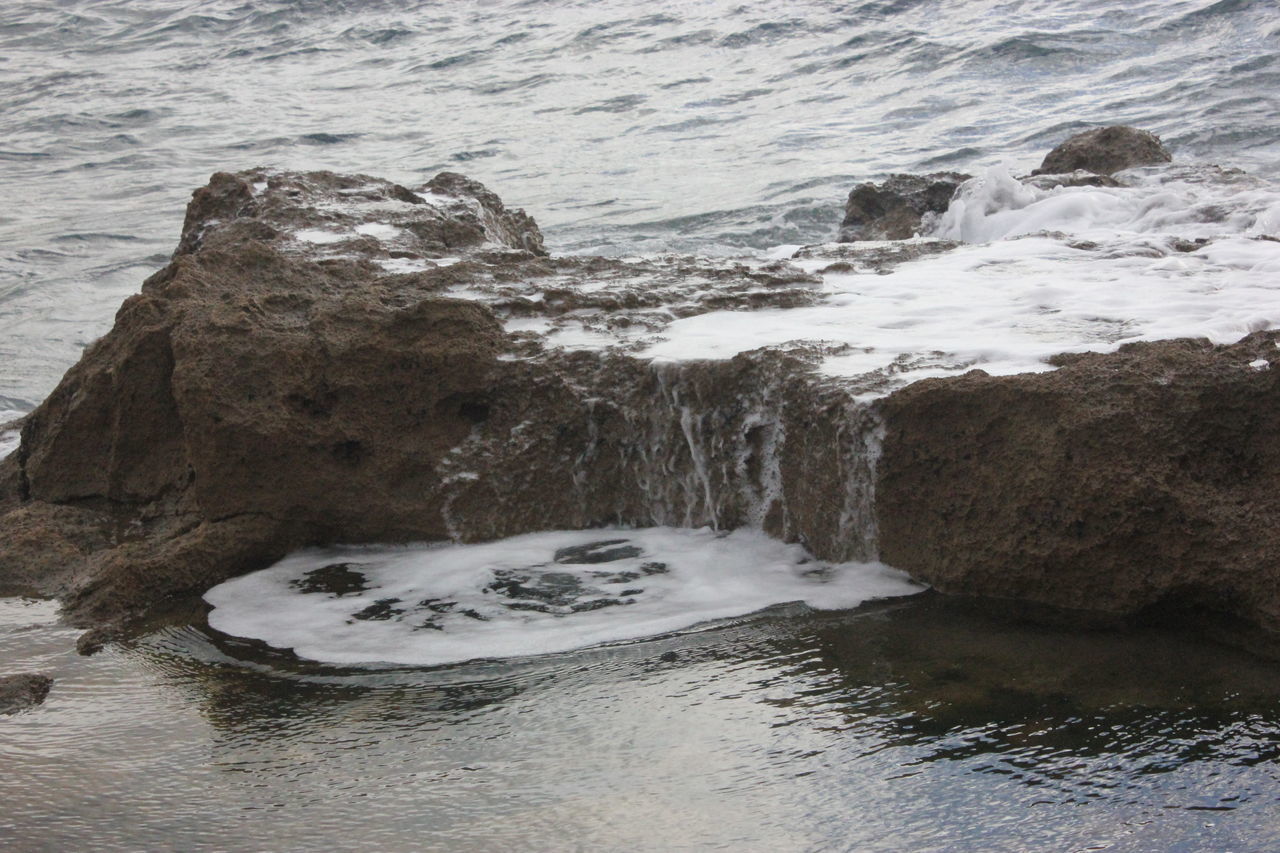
[3, 158, 1279, 654]
[0, 169, 876, 627]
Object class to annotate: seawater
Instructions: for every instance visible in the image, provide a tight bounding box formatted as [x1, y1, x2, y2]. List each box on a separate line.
[5, 595, 1280, 851]
[5, 0, 1280, 849]
[3, 0, 1280, 406]
[203, 528, 923, 666]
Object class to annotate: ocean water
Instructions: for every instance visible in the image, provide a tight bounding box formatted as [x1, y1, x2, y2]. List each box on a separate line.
[5, 0, 1280, 849]
[3, 0, 1280, 408]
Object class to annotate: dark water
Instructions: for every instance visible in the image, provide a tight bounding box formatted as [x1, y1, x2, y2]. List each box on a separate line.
[3, 0, 1280, 406]
[4, 595, 1280, 851]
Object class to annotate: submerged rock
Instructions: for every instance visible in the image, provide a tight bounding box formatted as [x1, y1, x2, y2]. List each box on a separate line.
[837, 172, 969, 242]
[0, 673, 53, 714]
[1020, 169, 1123, 190]
[1032, 125, 1172, 176]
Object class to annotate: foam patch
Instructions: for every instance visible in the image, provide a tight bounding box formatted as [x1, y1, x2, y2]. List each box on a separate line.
[204, 527, 923, 666]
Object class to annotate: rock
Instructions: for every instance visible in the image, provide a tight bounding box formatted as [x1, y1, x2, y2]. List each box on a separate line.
[837, 172, 969, 242]
[791, 239, 961, 271]
[0, 170, 866, 628]
[6, 166, 1280, 654]
[876, 333, 1280, 636]
[0, 673, 53, 714]
[1020, 169, 1122, 190]
[1033, 126, 1171, 176]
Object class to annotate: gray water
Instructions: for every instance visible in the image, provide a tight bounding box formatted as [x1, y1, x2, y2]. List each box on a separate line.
[5, 1, 1280, 849]
[4, 595, 1280, 852]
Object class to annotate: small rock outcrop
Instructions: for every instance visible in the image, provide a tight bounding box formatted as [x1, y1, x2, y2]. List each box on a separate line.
[877, 334, 1280, 637]
[0, 673, 52, 714]
[837, 172, 969, 242]
[1032, 125, 1172, 176]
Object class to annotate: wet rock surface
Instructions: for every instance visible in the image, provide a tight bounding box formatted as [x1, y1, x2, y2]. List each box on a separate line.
[838, 172, 969, 242]
[1033, 125, 1172, 176]
[0, 169, 882, 631]
[876, 333, 1280, 639]
[2, 153, 1279, 652]
[0, 673, 53, 714]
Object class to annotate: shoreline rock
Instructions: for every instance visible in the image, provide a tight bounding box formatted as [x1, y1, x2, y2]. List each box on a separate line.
[876, 334, 1280, 639]
[1032, 125, 1172, 176]
[838, 172, 969, 242]
[0, 673, 53, 714]
[3, 135, 1278, 656]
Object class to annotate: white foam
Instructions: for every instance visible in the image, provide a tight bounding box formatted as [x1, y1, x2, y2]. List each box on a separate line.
[376, 256, 462, 274]
[354, 222, 402, 240]
[294, 228, 348, 244]
[204, 527, 924, 667]
[376, 257, 430, 274]
[0, 409, 22, 460]
[502, 316, 554, 335]
[415, 190, 460, 207]
[639, 168, 1280, 393]
[932, 166, 1280, 244]
[0, 430, 18, 460]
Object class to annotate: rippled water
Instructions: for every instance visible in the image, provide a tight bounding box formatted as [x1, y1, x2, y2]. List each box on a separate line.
[4, 595, 1280, 851]
[3, 0, 1280, 405]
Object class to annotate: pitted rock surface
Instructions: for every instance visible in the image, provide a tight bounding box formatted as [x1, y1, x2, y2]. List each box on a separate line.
[838, 172, 969, 242]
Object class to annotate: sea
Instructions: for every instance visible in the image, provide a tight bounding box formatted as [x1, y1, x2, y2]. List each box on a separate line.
[3, 1, 1280, 850]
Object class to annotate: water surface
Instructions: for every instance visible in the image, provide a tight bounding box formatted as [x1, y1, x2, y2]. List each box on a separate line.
[4, 595, 1280, 851]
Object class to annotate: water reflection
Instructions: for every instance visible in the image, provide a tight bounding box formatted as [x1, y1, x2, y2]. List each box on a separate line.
[4, 593, 1280, 851]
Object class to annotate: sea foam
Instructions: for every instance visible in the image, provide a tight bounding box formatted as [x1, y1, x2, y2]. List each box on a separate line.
[204, 527, 923, 666]
[641, 166, 1280, 395]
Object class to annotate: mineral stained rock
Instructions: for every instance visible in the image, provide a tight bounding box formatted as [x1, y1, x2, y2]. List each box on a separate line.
[1032, 125, 1172, 176]
[0, 673, 53, 714]
[837, 172, 970, 242]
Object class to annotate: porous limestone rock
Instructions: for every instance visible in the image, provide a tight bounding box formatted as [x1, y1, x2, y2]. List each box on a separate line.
[4, 161, 1279, 656]
[876, 333, 1280, 638]
[0, 673, 52, 714]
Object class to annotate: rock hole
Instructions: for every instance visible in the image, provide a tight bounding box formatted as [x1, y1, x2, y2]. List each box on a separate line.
[437, 393, 491, 425]
[331, 439, 365, 465]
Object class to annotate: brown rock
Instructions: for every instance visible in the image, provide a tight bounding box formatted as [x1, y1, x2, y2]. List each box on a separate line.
[7, 165, 1280, 657]
[0, 170, 877, 632]
[838, 172, 969, 242]
[876, 333, 1280, 634]
[1033, 126, 1171, 176]
[0, 673, 52, 714]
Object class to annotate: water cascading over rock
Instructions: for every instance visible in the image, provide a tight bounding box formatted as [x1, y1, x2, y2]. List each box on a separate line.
[0, 168, 891, 629]
[5, 136, 1280, 654]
